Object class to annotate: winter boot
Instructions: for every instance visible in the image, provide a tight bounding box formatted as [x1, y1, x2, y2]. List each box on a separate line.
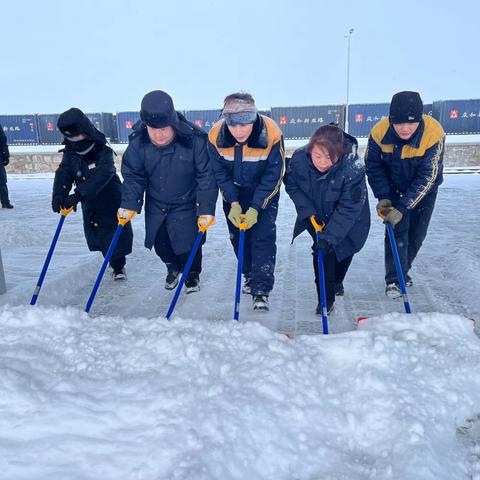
[112, 267, 127, 281]
[334, 282, 344, 296]
[1, 202, 13, 209]
[242, 275, 252, 295]
[385, 282, 402, 299]
[252, 295, 269, 312]
[185, 272, 200, 294]
[165, 263, 181, 290]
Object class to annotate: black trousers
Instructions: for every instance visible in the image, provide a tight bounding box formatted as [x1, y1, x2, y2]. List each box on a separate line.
[0, 164, 10, 206]
[385, 192, 437, 284]
[307, 226, 353, 309]
[153, 222, 203, 274]
[222, 198, 278, 296]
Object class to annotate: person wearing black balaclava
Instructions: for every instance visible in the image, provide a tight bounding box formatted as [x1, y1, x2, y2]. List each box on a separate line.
[365, 91, 445, 299]
[0, 125, 14, 209]
[52, 108, 133, 280]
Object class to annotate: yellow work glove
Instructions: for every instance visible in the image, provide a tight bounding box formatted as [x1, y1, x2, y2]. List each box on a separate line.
[384, 208, 403, 227]
[376, 199, 392, 217]
[244, 207, 258, 229]
[228, 202, 242, 227]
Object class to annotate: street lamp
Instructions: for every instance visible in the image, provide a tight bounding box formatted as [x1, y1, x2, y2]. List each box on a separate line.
[344, 28, 354, 133]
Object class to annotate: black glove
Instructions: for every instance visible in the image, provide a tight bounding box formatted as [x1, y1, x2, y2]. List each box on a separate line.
[2, 157, 9, 166]
[51, 195, 63, 213]
[61, 193, 80, 211]
[315, 238, 331, 255]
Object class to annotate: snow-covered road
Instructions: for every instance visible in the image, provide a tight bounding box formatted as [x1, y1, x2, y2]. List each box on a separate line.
[1, 174, 478, 333]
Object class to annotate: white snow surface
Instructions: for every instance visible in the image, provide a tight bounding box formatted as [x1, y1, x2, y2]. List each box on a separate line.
[0, 175, 479, 479]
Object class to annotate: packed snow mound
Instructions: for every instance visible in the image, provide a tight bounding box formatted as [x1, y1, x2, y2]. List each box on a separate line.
[1, 305, 480, 479]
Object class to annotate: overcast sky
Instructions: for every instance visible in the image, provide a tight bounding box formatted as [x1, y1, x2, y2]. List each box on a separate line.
[1, 0, 478, 114]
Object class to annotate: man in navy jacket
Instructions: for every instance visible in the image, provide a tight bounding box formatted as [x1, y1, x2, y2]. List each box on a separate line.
[365, 91, 445, 298]
[119, 90, 218, 293]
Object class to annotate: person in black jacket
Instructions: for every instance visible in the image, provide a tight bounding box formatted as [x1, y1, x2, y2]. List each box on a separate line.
[284, 125, 370, 314]
[0, 125, 14, 209]
[207, 93, 285, 312]
[118, 90, 217, 293]
[52, 108, 133, 280]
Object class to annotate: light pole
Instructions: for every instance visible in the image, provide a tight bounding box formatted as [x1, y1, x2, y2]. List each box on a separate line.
[344, 28, 354, 133]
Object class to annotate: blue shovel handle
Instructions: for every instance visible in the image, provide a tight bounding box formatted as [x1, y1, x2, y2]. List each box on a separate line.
[165, 230, 204, 320]
[31, 208, 73, 305]
[234, 226, 247, 321]
[386, 222, 412, 314]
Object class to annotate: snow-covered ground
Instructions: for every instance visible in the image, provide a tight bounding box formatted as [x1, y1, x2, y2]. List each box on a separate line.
[0, 174, 479, 479]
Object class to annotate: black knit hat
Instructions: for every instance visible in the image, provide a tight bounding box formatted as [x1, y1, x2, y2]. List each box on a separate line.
[389, 91, 423, 124]
[140, 90, 179, 129]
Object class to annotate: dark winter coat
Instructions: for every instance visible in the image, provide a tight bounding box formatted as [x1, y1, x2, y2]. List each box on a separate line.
[207, 114, 285, 211]
[0, 125, 10, 189]
[0, 125, 9, 166]
[52, 144, 133, 257]
[120, 113, 218, 252]
[365, 115, 445, 213]
[284, 135, 370, 262]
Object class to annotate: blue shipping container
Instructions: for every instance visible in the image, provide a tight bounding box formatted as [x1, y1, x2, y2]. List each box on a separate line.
[271, 105, 344, 139]
[116, 111, 141, 143]
[184, 110, 222, 133]
[0, 115, 39, 145]
[347, 103, 389, 138]
[86, 113, 116, 142]
[432, 99, 480, 134]
[36, 114, 62, 145]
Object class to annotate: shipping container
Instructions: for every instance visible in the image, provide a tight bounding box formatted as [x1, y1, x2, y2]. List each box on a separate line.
[347, 103, 389, 138]
[0, 115, 39, 145]
[432, 99, 480, 134]
[271, 105, 344, 139]
[36, 114, 63, 145]
[184, 110, 222, 133]
[423, 104, 433, 117]
[116, 111, 141, 143]
[85, 113, 116, 142]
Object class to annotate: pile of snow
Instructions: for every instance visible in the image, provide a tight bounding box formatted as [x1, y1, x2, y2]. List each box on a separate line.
[1, 305, 479, 479]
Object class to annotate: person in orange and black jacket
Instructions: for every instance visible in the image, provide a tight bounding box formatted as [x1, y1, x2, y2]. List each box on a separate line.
[284, 125, 370, 315]
[52, 108, 133, 280]
[208, 93, 285, 312]
[365, 91, 445, 299]
[0, 125, 13, 209]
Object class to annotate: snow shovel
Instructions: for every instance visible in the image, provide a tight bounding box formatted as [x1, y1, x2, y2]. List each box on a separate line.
[385, 222, 411, 314]
[165, 216, 215, 320]
[85, 210, 135, 313]
[234, 216, 248, 321]
[311, 215, 329, 334]
[30, 207, 74, 305]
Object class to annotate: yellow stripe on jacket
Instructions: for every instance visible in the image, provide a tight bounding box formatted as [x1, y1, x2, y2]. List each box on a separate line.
[370, 115, 445, 158]
[209, 115, 285, 209]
